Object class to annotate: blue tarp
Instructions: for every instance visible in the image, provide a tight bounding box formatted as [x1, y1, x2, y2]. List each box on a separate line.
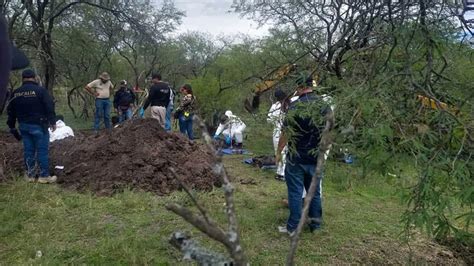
[219, 148, 251, 155]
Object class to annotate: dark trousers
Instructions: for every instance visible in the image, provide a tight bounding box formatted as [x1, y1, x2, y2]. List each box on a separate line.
[19, 123, 50, 177]
[285, 161, 322, 232]
[178, 113, 194, 140]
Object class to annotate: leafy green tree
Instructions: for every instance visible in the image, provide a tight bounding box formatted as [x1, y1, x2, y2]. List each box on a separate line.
[233, 0, 473, 244]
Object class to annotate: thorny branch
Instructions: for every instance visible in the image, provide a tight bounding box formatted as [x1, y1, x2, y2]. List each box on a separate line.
[286, 109, 335, 266]
[166, 116, 247, 265]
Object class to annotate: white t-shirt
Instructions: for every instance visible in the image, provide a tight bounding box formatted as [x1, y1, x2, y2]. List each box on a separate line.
[87, 79, 113, 98]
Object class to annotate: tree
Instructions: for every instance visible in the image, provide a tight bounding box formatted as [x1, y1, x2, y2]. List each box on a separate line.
[4, 0, 182, 96]
[233, 0, 473, 263]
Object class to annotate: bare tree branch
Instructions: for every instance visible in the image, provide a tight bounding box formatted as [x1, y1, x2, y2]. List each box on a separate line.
[166, 115, 248, 265]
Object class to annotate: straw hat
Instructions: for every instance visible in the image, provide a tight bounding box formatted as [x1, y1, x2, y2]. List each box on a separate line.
[99, 72, 111, 81]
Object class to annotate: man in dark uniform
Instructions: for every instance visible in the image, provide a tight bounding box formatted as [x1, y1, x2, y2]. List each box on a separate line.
[7, 69, 57, 183]
[143, 73, 170, 128]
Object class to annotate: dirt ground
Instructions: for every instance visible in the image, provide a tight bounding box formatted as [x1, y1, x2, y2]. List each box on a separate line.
[0, 119, 220, 195]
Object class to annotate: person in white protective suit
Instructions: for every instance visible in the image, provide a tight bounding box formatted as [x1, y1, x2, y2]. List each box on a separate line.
[49, 115, 74, 142]
[213, 110, 246, 148]
[267, 89, 288, 181]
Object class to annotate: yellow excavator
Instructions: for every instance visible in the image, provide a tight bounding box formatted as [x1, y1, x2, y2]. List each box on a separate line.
[416, 94, 460, 114]
[244, 63, 298, 113]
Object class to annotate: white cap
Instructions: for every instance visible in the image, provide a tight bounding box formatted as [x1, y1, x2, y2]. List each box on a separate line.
[225, 110, 233, 117]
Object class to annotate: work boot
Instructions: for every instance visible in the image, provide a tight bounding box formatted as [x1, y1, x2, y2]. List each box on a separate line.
[37, 176, 57, 184]
[277, 226, 295, 237]
[308, 217, 322, 233]
[274, 174, 285, 181]
[24, 174, 35, 183]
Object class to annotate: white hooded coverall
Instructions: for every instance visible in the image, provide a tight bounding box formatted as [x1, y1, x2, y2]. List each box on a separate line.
[49, 120, 74, 142]
[214, 111, 246, 144]
[267, 101, 286, 176]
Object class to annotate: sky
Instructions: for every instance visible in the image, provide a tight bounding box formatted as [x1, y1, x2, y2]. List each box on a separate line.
[162, 0, 270, 36]
[158, 1, 474, 39]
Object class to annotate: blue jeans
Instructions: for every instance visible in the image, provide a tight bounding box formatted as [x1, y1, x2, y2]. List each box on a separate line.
[118, 107, 133, 123]
[285, 161, 322, 232]
[165, 105, 173, 131]
[178, 114, 194, 140]
[19, 123, 50, 177]
[94, 98, 111, 130]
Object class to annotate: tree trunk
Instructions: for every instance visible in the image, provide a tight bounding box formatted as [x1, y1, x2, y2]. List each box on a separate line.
[38, 25, 56, 96]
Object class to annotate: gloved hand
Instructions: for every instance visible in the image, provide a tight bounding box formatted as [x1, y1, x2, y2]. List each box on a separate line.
[225, 135, 232, 145]
[9, 128, 22, 141]
[213, 135, 219, 140]
[138, 107, 145, 118]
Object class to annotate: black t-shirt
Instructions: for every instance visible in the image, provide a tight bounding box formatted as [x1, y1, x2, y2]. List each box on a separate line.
[143, 81, 171, 109]
[285, 91, 329, 164]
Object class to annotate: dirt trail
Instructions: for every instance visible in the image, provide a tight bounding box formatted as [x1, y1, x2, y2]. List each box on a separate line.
[0, 119, 220, 195]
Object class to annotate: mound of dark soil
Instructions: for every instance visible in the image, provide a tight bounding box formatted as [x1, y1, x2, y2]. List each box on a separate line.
[1, 119, 220, 195]
[0, 132, 22, 182]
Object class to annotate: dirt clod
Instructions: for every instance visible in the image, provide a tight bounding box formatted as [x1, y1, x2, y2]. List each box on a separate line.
[0, 119, 220, 195]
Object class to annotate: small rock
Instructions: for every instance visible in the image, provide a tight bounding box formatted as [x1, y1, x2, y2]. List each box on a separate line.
[438, 250, 454, 258]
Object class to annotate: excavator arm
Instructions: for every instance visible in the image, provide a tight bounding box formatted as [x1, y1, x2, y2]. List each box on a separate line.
[244, 63, 297, 113]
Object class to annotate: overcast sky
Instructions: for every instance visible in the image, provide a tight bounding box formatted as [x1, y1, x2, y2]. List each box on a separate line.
[167, 0, 270, 36]
[157, 1, 474, 38]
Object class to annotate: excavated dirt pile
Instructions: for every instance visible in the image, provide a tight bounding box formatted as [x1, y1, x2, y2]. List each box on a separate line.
[0, 119, 220, 195]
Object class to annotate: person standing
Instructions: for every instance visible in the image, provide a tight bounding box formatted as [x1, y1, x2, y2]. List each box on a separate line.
[276, 74, 334, 235]
[113, 80, 135, 123]
[267, 88, 288, 181]
[7, 69, 57, 183]
[85, 72, 114, 132]
[176, 84, 196, 139]
[143, 73, 171, 128]
[165, 87, 175, 131]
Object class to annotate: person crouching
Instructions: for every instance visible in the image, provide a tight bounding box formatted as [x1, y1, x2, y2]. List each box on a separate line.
[49, 115, 74, 142]
[213, 110, 246, 149]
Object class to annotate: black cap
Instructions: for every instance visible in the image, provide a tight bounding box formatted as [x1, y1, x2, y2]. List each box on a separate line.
[151, 73, 161, 80]
[274, 88, 287, 101]
[22, 69, 35, 78]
